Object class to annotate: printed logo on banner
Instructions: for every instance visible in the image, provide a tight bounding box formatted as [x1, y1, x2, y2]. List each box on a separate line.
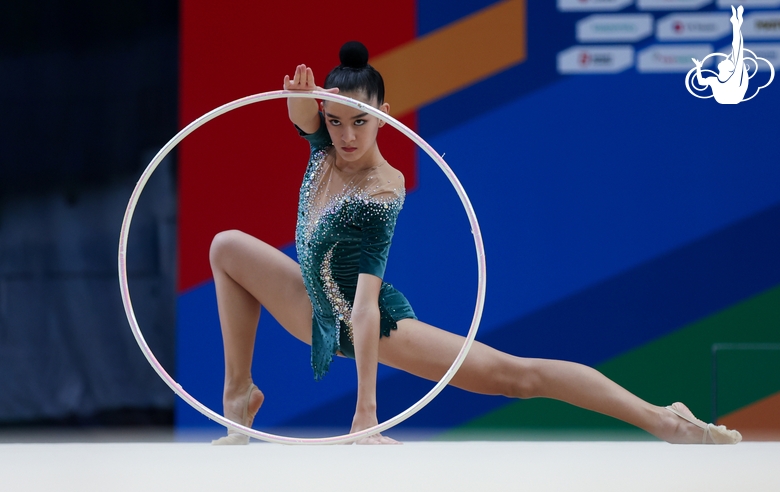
[557, 45, 635, 73]
[558, 0, 633, 12]
[638, 0, 713, 10]
[638, 44, 715, 71]
[686, 6, 775, 103]
[742, 12, 780, 39]
[717, 0, 780, 7]
[657, 13, 732, 40]
[577, 14, 654, 42]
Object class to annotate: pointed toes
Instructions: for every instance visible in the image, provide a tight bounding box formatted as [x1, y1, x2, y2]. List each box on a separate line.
[707, 424, 742, 445]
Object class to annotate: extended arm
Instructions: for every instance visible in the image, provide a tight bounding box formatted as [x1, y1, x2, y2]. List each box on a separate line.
[350, 273, 396, 443]
[283, 64, 338, 134]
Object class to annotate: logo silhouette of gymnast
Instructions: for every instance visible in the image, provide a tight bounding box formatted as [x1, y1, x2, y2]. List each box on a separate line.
[685, 5, 774, 104]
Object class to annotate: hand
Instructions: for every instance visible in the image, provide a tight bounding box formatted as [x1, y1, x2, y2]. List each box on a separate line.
[350, 409, 402, 445]
[283, 64, 339, 94]
[691, 58, 703, 67]
[355, 434, 401, 445]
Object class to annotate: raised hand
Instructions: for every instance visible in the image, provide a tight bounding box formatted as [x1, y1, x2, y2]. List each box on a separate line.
[283, 64, 338, 93]
[691, 58, 703, 67]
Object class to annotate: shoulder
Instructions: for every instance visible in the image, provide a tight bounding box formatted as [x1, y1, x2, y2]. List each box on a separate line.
[364, 162, 406, 203]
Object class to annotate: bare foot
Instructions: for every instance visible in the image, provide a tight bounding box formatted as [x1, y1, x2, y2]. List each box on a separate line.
[212, 383, 264, 445]
[663, 402, 741, 444]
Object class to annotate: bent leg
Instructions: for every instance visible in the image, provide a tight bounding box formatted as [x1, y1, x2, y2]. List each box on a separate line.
[209, 230, 313, 431]
[379, 319, 709, 443]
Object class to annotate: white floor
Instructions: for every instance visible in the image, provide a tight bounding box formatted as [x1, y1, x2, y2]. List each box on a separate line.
[2, 440, 778, 492]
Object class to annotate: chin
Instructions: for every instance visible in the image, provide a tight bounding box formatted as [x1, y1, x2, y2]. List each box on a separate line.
[338, 150, 363, 161]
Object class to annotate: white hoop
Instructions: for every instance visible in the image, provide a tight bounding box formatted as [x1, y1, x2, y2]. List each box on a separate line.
[118, 90, 487, 444]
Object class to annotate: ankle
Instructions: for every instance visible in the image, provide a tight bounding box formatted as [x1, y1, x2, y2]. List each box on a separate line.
[223, 377, 254, 399]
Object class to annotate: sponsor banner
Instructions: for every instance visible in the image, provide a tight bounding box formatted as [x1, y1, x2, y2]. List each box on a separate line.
[638, 0, 713, 10]
[577, 14, 654, 42]
[742, 12, 780, 39]
[558, 0, 633, 12]
[637, 44, 714, 71]
[717, 0, 780, 8]
[657, 13, 732, 40]
[557, 45, 635, 73]
[719, 42, 780, 67]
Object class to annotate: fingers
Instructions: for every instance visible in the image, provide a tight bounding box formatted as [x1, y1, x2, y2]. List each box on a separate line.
[355, 434, 402, 445]
[284, 64, 333, 92]
[284, 65, 308, 91]
[305, 67, 315, 89]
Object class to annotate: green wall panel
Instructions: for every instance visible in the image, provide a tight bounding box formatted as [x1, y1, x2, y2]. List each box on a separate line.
[443, 284, 780, 440]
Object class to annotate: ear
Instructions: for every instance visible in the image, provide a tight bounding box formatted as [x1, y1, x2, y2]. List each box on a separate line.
[378, 102, 390, 128]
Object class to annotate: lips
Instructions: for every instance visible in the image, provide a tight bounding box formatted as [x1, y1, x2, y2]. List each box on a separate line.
[342, 147, 357, 153]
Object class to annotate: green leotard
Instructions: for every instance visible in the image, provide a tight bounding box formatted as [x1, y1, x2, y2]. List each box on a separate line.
[295, 116, 416, 380]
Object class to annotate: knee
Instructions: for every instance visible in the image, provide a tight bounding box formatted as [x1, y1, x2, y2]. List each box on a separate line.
[506, 358, 543, 400]
[209, 229, 244, 269]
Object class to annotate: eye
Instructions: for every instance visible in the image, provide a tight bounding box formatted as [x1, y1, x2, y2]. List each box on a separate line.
[328, 119, 341, 126]
[354, 119, 366, 126]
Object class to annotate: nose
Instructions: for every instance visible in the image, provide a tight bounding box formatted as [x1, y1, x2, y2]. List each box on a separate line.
[342, 126, 356, 144]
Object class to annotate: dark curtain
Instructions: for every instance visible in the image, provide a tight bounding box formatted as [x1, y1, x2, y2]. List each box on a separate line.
[0, 1, 178, 424]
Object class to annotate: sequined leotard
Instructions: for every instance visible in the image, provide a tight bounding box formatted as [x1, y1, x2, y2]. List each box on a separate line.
[295, 116, 417, 380]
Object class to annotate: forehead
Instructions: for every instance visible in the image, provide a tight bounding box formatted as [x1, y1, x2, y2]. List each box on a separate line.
[322, 91, 378, 116]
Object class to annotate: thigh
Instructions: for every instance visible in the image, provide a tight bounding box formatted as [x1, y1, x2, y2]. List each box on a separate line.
[378, 318, 521, 396]
[213, 230, 313, 344]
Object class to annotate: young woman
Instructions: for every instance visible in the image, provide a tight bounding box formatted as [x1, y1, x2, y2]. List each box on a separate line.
[210, 41, 741, 445]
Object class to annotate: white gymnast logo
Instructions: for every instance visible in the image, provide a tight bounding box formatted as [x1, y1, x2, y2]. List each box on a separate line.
[685, 5, 775, 104]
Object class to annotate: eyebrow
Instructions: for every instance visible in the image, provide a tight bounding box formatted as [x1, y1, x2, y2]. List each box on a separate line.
[324, 111, 368, 120]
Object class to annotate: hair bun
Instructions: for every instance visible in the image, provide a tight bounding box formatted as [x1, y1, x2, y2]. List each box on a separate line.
[339, 41, 369, 69]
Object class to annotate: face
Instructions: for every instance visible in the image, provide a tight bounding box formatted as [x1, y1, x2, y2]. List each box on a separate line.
[321, 91, 389, 165]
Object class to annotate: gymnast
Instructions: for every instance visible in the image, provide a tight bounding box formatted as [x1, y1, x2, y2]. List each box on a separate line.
[691, 5, 749, 104]
[210, 41, 741, 445]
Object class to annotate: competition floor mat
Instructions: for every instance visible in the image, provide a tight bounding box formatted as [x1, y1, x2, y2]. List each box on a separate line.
[1, 439, 778, 491]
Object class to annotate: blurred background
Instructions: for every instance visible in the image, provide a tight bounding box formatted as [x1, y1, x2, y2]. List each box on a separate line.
[1, 0, 778, 442]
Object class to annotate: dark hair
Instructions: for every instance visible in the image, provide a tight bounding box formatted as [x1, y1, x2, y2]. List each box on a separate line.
[323, 41, 385, 104]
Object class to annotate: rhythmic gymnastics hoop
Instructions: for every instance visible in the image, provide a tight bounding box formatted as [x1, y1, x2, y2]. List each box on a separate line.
[118, 90, 487, 445]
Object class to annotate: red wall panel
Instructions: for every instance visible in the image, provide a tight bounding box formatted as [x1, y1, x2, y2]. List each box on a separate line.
[178, 1, 417, 291]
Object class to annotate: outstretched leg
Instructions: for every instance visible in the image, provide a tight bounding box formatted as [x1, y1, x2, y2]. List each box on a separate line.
[209, 230, 313, 440]
[379, 319, 737, 444]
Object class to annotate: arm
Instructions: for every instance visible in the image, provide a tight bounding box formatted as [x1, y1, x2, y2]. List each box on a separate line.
[348, 194, 402, 444]
[350, 273, 383, 435]
[283, 64, 337, 134]
[691, 58, 710, 87]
